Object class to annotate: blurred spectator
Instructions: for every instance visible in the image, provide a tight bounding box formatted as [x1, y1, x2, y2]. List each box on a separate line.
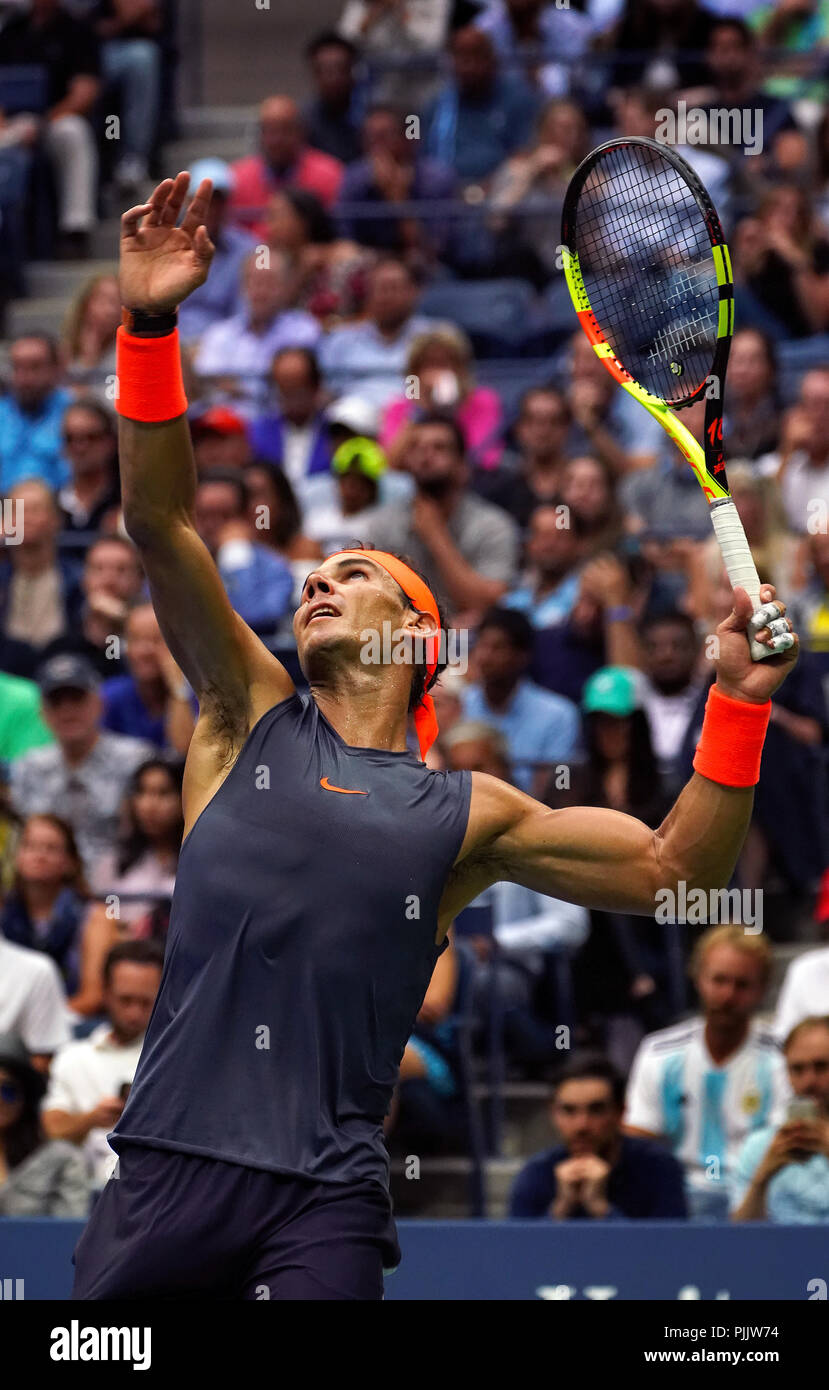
[0, 670, 54, 760]
[509, 1054, 688, 1219]
[42, 938, 164, 1188]
[381, 326, 503, 472]
[367, 414, 521, 615]
[773, 367, 829, 533]
[625, 926, 788, 1219]
[318, 257, 438, 408]
[774, 948, 829, 1043]
[247, 347, 331, 485]
[242, 461, 323, 566]
[188, 406, 252, 475]
[303, 437, 387, 556]
[384, 930, 460, 1150]
[424, 27, 539, 186]
[473, 0, 592, 99]
[89, 756, 181, 930]
[621, 400, 713, 543]
[489, 97, 589, 286]
[0, 813, 89, 995]
[230, 96, 343, 240]
[0, 934, 70, 1065]
[690, 18, 795, 159]
[74, 534, 145, 676]
[58, 400, 120, 535]
[193, 252, 321, 403]
[61, 272, 120, 387]
[192, 471, 294, 638]
[266, 188, 368, 325]
[0, 334, 73, 491]
[0, 480, 84, 651]
[9, 652, 153, 878]
[722, 328, 781, 461]
[303, 32, 362, 165]
[503, 502, 585, 631]
[732, 187, 829, 339]
[0, 1034, 90, 1216]
[444, 720, 589, 1067]
[0, 0, 101, 260]
[611, 0, 715, 89]
[732, 1017, 829, 1222]
[461, 606, 580, 795]
[752, 0, 829, 103]
[475, 386, 571, 527]
[559, 455, 622, 553]
[88, 0, 163, 194]
[100, 603, 195, 755]
[338, 0, 451, 62]
[177, 159, 257, 346]
[567, 330, 664, 476]
[796, 531, 829, 678]
[638, 611, 705, 794]
[338, 104, 456, 265]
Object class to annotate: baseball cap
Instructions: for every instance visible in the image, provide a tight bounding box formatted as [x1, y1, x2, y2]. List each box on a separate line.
[326, 396, 379, 438]
[582, 666, 642, 718]
[189, 405, 247, 437]
[331, 437, 387, 481]
[189, 158, 233, 196]
[37, 653, 100, 697]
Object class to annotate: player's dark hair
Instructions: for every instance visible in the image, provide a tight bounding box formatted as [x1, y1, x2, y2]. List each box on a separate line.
[477, 606, 535, 655]
[103, 938, 165, 988]
[345, 544, 448, 712]
[552, 1052, 626, 1109]
[305, 30, 357, 63]
[413, 412, 466, 460]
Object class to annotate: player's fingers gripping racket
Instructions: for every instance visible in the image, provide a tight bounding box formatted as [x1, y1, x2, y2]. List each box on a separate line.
[561, 136, 790, 660]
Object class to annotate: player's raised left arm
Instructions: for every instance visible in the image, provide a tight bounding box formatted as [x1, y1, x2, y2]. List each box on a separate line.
[455, 584, 798, 916]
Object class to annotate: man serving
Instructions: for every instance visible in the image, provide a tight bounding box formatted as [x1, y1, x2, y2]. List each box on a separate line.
[72, 174, 797, 1301]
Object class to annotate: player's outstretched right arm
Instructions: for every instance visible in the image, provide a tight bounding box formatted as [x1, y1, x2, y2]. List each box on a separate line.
[117, 174, 294, 742]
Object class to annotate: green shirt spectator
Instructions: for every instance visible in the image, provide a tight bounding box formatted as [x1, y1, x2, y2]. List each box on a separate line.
[0, 672, 54, 761]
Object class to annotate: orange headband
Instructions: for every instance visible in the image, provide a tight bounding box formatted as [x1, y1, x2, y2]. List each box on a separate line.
[326, 549, 441, 760]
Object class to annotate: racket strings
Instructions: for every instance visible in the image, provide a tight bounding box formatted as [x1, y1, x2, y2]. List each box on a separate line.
[573, 146, 719, 403]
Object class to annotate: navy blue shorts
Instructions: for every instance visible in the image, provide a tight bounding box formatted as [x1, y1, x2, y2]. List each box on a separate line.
[71, 1144, 401, 1301]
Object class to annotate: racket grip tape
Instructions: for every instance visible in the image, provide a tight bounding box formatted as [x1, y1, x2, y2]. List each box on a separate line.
[708, 498, 773, 662]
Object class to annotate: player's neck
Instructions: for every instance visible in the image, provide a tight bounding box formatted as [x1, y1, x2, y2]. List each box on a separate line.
[311, 678, 411, 753]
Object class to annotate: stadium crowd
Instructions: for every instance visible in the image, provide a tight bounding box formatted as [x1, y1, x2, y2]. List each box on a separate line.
[1, 0, 829, 1227]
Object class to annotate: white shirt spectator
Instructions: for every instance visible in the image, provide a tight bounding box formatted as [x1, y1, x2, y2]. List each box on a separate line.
[43, 1022, 145, 1188]
[773, 946, 829, 1043]
[625, 1016, 789, 1203]
[777, 451, 829, 534]
[193, 310, 321, 405]
[0, 936, 70, 1055]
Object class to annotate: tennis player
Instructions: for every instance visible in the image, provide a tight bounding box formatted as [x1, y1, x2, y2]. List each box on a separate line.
[72, 174, 798, 1300]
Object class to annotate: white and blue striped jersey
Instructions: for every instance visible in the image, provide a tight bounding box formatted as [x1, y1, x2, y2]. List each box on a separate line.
[625, 1018, 789, 1194]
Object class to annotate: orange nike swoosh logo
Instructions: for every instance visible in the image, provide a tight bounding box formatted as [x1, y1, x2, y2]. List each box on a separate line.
[320, 776, 368, 795]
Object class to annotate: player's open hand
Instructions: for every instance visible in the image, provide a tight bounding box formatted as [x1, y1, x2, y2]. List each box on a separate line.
[715, 583, 798, 704]
[120, 172, 215, 314]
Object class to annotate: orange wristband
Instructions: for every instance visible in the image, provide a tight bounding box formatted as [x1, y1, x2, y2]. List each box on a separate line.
[693, 684, 771, 788]
[115, 325, 188, 422]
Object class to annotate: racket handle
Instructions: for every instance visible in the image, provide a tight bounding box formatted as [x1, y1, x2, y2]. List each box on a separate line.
[709, 498, 774, 662]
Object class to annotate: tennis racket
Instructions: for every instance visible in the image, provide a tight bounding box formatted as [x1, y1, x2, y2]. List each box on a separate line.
[561, 135, 777, 660]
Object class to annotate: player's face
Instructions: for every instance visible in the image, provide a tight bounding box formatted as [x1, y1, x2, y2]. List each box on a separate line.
[552, 1079, 620, 1155]
[696, 946, 767, 1025]
[785, 1027, 829, 1108]
[294, 555, 414, 680]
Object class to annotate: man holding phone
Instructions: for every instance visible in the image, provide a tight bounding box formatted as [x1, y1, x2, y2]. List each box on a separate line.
[731, 1016, 829, 1222]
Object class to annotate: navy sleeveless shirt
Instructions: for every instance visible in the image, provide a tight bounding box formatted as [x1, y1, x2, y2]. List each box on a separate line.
[111, 693, 472, 1189]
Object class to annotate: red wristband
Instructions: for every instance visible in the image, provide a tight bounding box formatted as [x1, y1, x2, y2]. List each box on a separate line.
[693, 684, 771, 788]
[115, 325, 188, 422]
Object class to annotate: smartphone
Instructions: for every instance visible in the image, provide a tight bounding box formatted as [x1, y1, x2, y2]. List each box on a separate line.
[786, 1098, 819, 1123]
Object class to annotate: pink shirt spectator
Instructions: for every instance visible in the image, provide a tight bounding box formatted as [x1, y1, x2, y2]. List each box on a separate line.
[230, 150, 344, 240]
[380, 388, 504, 470]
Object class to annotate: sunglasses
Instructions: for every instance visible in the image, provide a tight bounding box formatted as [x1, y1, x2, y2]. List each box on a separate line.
[0, 1081, 21, 1103]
